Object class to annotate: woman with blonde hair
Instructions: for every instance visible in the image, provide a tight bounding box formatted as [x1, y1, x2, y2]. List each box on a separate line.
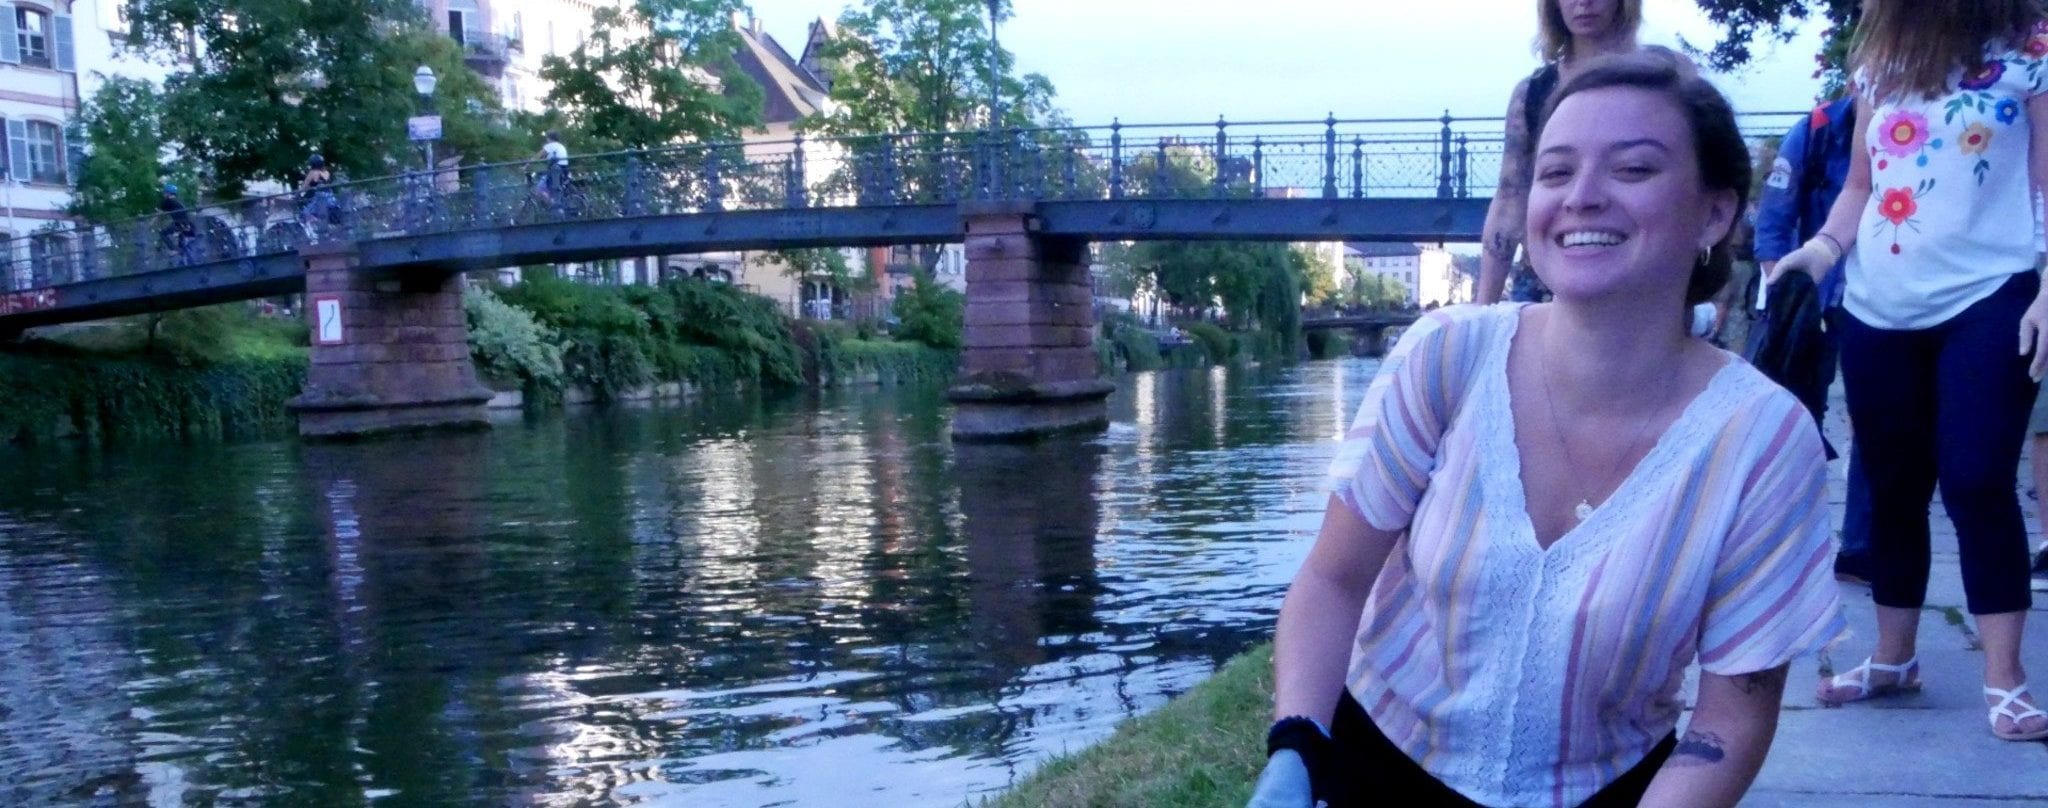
[1478, 0, 1674, 305]
[1769, 0, 2048, 742]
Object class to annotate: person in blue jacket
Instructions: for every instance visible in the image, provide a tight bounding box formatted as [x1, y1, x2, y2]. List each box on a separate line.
[1753, 95, 1873, 586]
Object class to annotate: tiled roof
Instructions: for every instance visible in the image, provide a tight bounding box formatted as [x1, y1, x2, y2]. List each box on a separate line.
[1344, 241, 1422, 258]
[729, 20, 830, 124]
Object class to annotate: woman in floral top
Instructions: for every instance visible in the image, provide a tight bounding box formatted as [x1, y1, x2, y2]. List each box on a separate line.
[1771, 0, 2048, 742]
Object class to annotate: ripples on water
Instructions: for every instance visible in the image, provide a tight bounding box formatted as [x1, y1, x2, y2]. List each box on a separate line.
[0, 358, 1378, 806]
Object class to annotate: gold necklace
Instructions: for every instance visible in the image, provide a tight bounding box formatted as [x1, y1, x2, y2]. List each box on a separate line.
[1536, 344, 1671, 522]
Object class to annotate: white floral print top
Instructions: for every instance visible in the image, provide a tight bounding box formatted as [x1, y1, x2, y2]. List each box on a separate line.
[1850, 23, 2048, 329]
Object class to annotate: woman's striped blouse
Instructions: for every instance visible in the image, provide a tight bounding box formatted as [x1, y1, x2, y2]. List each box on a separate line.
[1324, 303, 1846, 807]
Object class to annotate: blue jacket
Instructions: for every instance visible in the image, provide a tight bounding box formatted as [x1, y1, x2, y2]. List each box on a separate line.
[1754, 98, 1854, 308]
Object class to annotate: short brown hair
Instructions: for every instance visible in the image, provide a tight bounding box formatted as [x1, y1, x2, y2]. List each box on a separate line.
[1852, 0, 2046, 102]
[1535, 51, 1750, 306]
[1537, 0, 1644, 63]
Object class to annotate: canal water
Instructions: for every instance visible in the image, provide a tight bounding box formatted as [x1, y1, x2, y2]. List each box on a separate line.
[0, 357, 1379, 807]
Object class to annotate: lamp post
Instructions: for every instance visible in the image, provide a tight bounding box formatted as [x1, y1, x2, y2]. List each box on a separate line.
[412, 65, 439, 173]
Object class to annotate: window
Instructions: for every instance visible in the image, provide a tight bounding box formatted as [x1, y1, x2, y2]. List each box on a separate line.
[26, 121, 61, 183]
[29, 232, 66, 284]
[16, 7, 47, 67]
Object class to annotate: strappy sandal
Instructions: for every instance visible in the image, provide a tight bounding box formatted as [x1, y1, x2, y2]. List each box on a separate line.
[1984, 684, 2048, 742]
[1816, 657, 1922, 706]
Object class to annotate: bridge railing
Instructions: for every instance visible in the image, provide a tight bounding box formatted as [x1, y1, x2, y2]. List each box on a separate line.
[0, 111, 1806, 300]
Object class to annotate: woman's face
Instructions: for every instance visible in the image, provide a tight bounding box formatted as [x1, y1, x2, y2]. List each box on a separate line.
[1525, 86, 1736, 305]
[1556, 0, 1622, 41]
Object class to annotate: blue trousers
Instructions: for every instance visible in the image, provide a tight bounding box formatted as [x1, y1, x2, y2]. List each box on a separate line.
[1819, 307, 1873, 562]
[1838, 271, 2040, 615]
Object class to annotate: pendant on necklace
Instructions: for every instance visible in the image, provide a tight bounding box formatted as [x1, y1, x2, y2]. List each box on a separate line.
[1574, 500, 1595, 521]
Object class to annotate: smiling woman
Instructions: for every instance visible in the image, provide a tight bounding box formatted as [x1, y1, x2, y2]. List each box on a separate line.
[1249, 51, 1844, 808]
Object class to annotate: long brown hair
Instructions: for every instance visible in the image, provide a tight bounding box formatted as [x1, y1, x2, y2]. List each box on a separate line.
[1536, 51, 1750, 305]
[1852, 0, 2048, 101]
[1536, 0, 1644, 63]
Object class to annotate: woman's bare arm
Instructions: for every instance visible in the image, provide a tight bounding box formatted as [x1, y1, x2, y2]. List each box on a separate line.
[1271, 496, 1403, 725]
[1477, 79, 1534, 305]
[1637, 665, 1789, 808]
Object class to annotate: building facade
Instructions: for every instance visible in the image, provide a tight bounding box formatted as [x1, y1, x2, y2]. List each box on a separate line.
[1342, 242, 1469, 307]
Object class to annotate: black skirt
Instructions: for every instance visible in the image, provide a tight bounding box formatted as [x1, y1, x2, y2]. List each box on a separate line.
[1320, 689, 1678, 808]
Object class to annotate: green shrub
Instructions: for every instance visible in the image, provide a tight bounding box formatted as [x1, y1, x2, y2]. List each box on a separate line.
[1110, 323, 1164, 372]
[495, 277, 806, 400]
[464, 287, 566, 399]
[892, 273, 964, 350]
[1182, 321, 1233, 364]
[0, 348, 303, 445]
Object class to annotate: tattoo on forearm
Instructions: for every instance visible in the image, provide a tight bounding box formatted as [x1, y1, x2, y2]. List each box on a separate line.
[1732, 667, 1788, 697]
[1485, 230, 1518, 262]
[1669, 729, 1727, 768]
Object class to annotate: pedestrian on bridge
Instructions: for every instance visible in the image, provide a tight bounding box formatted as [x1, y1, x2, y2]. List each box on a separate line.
[1767, 0, 2048, 742]
[1476, 0, 1691, 305]
[1254, 52, 1842, 808]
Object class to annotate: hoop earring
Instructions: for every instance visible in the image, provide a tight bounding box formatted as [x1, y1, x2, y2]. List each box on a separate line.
[1697, 247, 1712, 270]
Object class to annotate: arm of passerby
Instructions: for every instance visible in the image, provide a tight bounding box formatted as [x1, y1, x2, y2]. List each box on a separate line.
[1636, 666, 1789, 808]
[1477, 79, 1534, 305]
[1752, 120, 1809, 266]
[2018, 91, 2048, 380]
[1767, 100, 1872, 286]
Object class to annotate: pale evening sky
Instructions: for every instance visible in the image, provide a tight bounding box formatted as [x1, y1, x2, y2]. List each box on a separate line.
[738, 0, 1834, 125]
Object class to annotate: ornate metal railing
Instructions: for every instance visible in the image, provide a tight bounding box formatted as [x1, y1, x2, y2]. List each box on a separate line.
[0, 112, 1803, 300]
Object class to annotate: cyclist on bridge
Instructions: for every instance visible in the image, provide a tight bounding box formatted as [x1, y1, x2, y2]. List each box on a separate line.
[299, 154, 339, 233]
[536, 131, 569, 205]
[158, 183, 195, 254]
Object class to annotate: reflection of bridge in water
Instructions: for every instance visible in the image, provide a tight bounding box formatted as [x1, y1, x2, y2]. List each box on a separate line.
[0, 112, 1798, 439]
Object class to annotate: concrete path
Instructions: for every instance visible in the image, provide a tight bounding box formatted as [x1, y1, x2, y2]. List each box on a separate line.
[1717, 386, 2048, 806]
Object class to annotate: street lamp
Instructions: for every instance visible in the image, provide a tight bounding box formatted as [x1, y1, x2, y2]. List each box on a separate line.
[412, 65, 438, 172]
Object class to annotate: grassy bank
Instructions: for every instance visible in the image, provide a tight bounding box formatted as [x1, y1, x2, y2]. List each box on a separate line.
[985, 644, 1273, 808]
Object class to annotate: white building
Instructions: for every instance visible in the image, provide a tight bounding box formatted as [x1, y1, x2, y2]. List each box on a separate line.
[0, 0, 88, 260]
[417, 0, 625, 115]
[1342, 242, 1468, 307]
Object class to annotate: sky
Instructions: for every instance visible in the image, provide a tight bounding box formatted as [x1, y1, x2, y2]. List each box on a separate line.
[737, 0, 1835, 126]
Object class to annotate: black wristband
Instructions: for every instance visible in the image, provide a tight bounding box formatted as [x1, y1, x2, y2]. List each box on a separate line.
[1266, 715, 1331, 758]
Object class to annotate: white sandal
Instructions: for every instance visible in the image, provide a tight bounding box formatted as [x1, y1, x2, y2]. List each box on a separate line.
[1983, 684, 2048, 742]
[1816, 657, 1922, 706]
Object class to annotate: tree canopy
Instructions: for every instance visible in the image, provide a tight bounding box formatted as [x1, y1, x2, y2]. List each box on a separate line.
[537, 0, 764, 151]
[121, 0, 520, 196]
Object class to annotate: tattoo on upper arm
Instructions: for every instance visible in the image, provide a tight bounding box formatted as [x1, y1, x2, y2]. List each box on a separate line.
[1484, 82, 1533, 266]
[1485, 230, 1518, 262]
[1731, 666, 1789, 697]
[1669, 729, 1727, 768]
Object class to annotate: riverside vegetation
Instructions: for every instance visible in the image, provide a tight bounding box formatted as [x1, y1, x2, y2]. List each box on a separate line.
[0, 271, 1319, 447]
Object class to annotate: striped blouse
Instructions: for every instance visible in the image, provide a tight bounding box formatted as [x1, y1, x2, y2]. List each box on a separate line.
[1325, 303, 1845, 807]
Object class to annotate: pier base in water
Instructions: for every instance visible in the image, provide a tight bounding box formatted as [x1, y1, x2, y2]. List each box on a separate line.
[949, 204, 1113, 441]
[288, 243, 492, 439]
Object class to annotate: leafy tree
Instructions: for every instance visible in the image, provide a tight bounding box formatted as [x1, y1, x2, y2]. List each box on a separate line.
[538, 0, 764, 150]
[1346, 273, 1411, 310]
[808, 0, 1070, 273]
[891, 271, 964, 350]
[125, 0, 520, 195]
[768, 247, 872, 296]
[1688, 0, 1856, 73]
[69, 78, 199, 222]
[1296, 245, 1341, 306]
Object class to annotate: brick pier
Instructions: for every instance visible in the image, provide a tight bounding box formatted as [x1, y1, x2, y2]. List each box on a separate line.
[287, 242, 492, 438]
[948, 203, 1114, 441]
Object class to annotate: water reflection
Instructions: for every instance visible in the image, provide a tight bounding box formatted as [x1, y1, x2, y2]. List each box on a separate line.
[0, 359, 1379, 806]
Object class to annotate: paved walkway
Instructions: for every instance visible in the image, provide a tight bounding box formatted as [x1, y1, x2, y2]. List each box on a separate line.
[1719, 385, 2048, 806]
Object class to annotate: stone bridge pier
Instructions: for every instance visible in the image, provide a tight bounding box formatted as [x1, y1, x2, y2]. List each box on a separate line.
[287, 242, 493, 438]
[948, 202, 1115, 441]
